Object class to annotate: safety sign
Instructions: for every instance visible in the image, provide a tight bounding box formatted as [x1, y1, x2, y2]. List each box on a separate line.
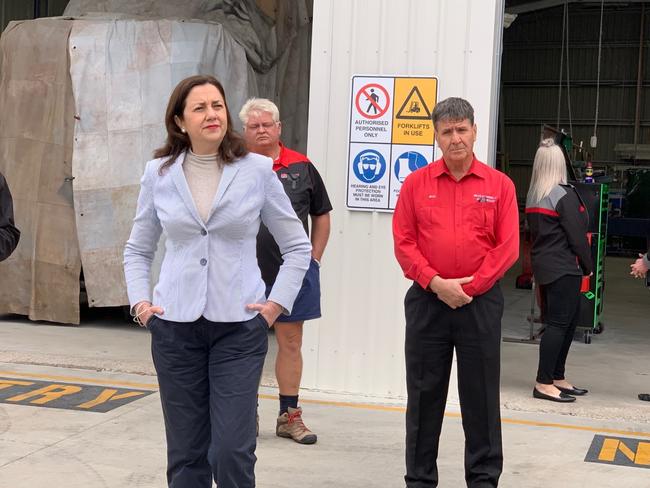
[388, 145, 434, 210]
[394, 151, 429, 183]
[355, 84, 390, 119]
[348, 143, 390, 209]
[350, 77, 394, 144]
[395, 86, 432, 120]
[347, 75, 438, 211]
[392, 77, 437, 145]
[353, 149, 386, 184]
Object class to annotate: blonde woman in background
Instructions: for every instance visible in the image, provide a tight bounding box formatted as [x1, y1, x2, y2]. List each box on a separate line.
[525, 138, 593, 403]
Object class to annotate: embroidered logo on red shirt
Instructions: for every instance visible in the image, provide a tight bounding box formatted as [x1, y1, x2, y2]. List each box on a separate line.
[473, 194, 497, 203]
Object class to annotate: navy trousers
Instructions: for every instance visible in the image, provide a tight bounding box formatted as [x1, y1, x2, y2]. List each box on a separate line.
[404, 283, 504, 488]
[149, 314, 269, 488]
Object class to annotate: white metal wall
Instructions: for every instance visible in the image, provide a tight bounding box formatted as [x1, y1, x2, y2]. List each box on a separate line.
[303, 0, 504, 400]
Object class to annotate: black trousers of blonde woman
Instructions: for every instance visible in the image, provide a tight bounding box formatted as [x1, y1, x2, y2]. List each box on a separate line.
[536, 274, 582, 386]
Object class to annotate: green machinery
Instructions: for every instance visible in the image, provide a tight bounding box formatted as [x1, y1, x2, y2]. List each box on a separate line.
[572, 182, 608, 344]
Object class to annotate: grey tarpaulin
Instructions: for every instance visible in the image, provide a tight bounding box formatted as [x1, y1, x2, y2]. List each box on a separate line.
[0, 19, 81, 324]
[69, 18, 256, 309]
[63, 0, 313, 152]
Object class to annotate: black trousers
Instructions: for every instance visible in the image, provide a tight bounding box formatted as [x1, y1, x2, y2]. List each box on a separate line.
[404, 283, 504, 488]
[149, 314, 268, 488]
[536, 274, 582, 384]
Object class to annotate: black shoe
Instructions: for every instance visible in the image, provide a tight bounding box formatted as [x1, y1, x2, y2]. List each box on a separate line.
[639, 393, 650, 402]
[556, 385, 588, 396]
[533, 387, 576, 403]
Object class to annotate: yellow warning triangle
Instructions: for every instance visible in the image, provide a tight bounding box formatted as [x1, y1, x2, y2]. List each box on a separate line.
[396, 86, 431, 120]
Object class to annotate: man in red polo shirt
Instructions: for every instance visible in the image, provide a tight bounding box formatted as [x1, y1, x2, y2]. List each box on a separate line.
[393, 97, 519, 487]
[240, 98, 332, 445]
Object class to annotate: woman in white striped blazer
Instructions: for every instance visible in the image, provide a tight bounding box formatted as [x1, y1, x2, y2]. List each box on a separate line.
[123, 75, 311, 488]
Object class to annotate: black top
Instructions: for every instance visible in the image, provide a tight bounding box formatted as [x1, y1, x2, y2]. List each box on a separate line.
[525, 184, 593, 285]
[0, 173, 20, 262]
[257, 145, 332, 286]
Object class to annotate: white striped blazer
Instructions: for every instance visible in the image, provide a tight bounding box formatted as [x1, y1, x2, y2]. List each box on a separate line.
[123, 151, 312, 323]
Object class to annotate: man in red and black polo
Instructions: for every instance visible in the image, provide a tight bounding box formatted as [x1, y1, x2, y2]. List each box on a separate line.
[240, 98, 332, 445]
[393, 97, 519, 487]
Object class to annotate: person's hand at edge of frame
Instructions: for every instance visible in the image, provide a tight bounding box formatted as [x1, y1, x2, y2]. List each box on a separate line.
[429, 275, 474, 309]
[133, 301, 164, 328]
[246, 300, 283, 327]
[630, 254, 649, 279]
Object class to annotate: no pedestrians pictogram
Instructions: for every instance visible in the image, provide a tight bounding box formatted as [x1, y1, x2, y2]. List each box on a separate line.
[355, 83, 390, 119]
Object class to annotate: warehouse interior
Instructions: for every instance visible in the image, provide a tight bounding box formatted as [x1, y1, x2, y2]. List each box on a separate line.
[499, 0, 649, 355]
[502, 0, 650, 248]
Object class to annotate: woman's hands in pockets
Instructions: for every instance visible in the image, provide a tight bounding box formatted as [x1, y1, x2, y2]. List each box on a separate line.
[133, 301, 165, 327]
[246, 300, 283, 327]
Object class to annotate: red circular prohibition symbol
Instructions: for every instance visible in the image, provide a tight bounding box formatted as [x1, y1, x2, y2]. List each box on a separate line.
[355, 83, 390, 119]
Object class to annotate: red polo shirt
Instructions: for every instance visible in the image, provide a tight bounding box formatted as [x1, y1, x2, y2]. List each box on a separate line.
[392, 156, 519, 297]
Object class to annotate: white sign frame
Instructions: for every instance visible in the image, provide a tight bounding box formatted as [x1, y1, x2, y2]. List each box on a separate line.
[346, 74, 438, 212]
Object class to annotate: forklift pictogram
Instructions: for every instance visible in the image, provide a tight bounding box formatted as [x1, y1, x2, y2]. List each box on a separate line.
[396, 86, 431, 120]
[408, 101, 421, 114]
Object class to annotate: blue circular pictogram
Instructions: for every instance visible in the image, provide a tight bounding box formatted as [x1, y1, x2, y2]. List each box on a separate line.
[353, 149, 386, 183]
[394, 151, 428, 183]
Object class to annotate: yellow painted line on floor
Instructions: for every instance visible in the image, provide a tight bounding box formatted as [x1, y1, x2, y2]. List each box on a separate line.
[500, 417, 650, 439]
[258, 394, 650, 439]
[3, 371, 648, 439]
[0, 370, 158, 391]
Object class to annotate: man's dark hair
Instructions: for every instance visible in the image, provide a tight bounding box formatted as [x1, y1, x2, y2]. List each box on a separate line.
[431, 97, 474, 127]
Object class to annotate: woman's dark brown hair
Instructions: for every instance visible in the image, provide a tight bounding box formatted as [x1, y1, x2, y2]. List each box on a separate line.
[155, 75, 248, 173]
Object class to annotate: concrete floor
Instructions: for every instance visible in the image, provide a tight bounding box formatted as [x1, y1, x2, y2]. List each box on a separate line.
[0, 256, 649, 487]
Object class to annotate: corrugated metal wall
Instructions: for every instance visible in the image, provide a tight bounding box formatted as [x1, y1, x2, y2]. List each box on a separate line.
[0, 0, 69, 32]
[502, 3, 649, 198]
[304, 0, 504, 399]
